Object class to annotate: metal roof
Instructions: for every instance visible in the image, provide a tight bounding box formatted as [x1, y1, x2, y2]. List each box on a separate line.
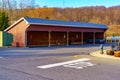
[5, 17, 108, 31]
[24, 17, 108, 29]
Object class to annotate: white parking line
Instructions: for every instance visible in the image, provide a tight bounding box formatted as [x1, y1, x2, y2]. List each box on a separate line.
[37, 58, 90, 69]
[0, 57, 3, 58]
[63, 62, 95, 69]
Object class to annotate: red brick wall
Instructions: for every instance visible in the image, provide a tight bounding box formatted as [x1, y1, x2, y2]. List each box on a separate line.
[7, 20, 29, 47]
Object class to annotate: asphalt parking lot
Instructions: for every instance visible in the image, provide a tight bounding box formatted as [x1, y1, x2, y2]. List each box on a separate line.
[0, 44, 120, 80]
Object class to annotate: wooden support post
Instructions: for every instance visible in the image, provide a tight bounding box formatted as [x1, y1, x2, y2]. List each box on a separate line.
[25, 31, 27, 47]
[48, 31, 51, 47]
[81, 32, 83, 45]
[67, 32, 69, 46]
[93, 32, 95, 44]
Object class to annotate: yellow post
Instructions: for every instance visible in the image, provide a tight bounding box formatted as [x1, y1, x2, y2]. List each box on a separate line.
[0, 31, 2, 47]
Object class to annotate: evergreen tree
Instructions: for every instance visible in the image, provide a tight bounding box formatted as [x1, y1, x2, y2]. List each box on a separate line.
[0, 9, 9, 31]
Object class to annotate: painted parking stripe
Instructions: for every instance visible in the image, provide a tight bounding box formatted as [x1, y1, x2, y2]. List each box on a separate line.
[37, 58, 90, 69]
[63, 62, 95, 69]
[0, 57, 3, 58]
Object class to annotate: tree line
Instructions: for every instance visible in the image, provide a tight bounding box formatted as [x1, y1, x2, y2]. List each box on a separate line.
[0, 0, 120, 36]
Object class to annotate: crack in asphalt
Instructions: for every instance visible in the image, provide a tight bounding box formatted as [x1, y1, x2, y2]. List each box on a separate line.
[0, 67, 54, 80]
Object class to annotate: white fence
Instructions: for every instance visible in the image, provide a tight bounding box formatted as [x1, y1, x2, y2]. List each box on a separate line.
[106, 36, 120, 43]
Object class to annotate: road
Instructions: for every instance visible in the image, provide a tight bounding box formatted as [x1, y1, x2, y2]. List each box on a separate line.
[0, 44, 120, 80]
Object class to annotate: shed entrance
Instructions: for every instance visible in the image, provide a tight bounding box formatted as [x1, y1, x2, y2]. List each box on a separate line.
[51, 32, 67, 46]
[27, 31, 104, 47]
[69, 32, 81, 45]
[27, 31, 49, 46]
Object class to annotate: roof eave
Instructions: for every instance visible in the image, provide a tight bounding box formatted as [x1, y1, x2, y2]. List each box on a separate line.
[29, 23, 108, 29]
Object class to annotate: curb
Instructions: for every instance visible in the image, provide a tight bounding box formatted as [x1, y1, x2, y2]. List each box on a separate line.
[90, 50, 120, 60]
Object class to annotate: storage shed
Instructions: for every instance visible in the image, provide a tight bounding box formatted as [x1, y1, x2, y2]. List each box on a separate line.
[5, 17, 108, 47]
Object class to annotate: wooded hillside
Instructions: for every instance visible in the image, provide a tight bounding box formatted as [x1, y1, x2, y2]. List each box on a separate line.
[8, 6, 120, 26]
